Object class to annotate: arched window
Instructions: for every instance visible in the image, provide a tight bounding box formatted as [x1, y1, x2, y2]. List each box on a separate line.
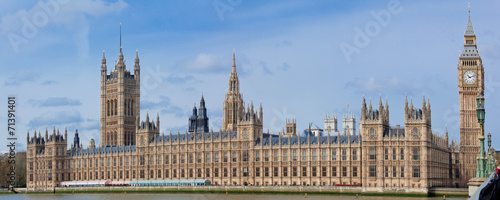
[413, 128, 418, 137]
[243, 129, 248, 138]
[107, 100, 110, 116]
[370, 128, 375, 137]
[124, 100, 127, 116]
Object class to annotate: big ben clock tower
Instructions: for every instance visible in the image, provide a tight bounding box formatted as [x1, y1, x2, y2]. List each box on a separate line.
[458, 6, 484, 183]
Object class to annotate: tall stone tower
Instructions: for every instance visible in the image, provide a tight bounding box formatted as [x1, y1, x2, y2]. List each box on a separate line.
[188, 96, 209, 133]
[324, 113, 337, 133]
[360, 97, 389, 188]
[237, 102, 263, 142]
[222, 50, 244, 132]
[342, 112, 356, 135]
[404, 97, 432, 188]
[458, 6, 484, 182]
[100, 44, 140, 147]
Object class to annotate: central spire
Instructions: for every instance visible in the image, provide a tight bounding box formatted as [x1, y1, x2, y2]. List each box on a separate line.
[120, 22, 122, 52]
[232, 48, 236, 73]
[465, 3, 475, 36]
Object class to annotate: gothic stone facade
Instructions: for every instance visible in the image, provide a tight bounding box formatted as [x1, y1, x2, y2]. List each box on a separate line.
[26, 10, 478, 190]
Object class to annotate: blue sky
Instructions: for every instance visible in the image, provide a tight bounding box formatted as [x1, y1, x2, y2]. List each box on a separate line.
[1, 0, 500, 153]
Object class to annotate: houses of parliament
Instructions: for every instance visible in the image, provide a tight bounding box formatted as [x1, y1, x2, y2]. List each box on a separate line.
[26, 8, 485, 192]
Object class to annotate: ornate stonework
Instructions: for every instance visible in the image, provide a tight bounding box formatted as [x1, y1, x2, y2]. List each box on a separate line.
[458, 7, 484, 185]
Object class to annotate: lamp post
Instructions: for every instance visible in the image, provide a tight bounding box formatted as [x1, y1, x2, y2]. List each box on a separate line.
[476, 94, 486, 178]
[487, 133, 494, 172]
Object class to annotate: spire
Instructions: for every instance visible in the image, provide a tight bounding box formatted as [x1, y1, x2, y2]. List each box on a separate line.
[410, 97, 413, 109]
[422, 96, 426, 109]
[465, 3, 475, 36]
[232, 48, 236, 73]
[385, 99, 389, 111]
[135, 50, 139, 65]
[156, 112, 160, 131]
[445, 124, 449, 138]
[378, 96, 383, 109]
[200, 95, 205, 107]
[146, 111, 150, 123]
[405, 95, 408, 108]
[120, 22, 122, 52]
[101, 50, 106, 66]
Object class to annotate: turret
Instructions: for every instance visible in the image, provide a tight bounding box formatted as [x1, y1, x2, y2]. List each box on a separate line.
[134, 50, 140, 81]
[101, 50, 107, 75]
[73, 129, 80, 149]
[259, 102, 263, 122]
[156, 112, 160, 132]
[361, 96, 367, 119]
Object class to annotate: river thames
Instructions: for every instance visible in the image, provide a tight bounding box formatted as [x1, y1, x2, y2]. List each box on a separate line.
[0, 193, 467, 200]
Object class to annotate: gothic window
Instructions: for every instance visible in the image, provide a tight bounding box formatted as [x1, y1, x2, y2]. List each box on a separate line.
[312, 150, 317, 161]
[413, 128, 418, 137]
[369, 166, 376, 177]
[292, 150, 297, 161]
[332, 150, 337, 161]
[114, 99, 117, 115]
[369, 148, 376, 160]
[401, 167, 405, 178]
[131, 100, 134, 115]
[214, 153, 219, 163]
[370, 128, 375, 137]
[283, 150, 287, 161]
[124, 100, 127, 116]
[243, 129, 248, 138]
[412, 148, 420, 160]
[107, 100, 110, 116]
[243, 151, 248, 162]
[353, 150, 357, 161]
[140, 136, 144, 145]
[413, 166, 420, 178]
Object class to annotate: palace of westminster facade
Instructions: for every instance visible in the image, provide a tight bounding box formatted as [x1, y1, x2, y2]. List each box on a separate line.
[26, 9, 485, 192]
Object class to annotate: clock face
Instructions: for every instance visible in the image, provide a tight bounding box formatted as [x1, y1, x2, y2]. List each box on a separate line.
[463, 70, 476, 84]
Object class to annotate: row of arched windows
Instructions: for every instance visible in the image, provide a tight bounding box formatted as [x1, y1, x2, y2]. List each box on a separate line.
[106, 99, 134, 117]
[107, 99, 118, 116]
[107, 132, 118, 146]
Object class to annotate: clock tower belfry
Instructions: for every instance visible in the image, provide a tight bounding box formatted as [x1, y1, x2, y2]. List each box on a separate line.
[458, 5, 484, 184]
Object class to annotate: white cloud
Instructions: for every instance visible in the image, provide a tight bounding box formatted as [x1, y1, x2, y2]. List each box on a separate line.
[1, 0, 128, 55]
[345, 76, 429, 95]
[181, 53, 230, 73]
